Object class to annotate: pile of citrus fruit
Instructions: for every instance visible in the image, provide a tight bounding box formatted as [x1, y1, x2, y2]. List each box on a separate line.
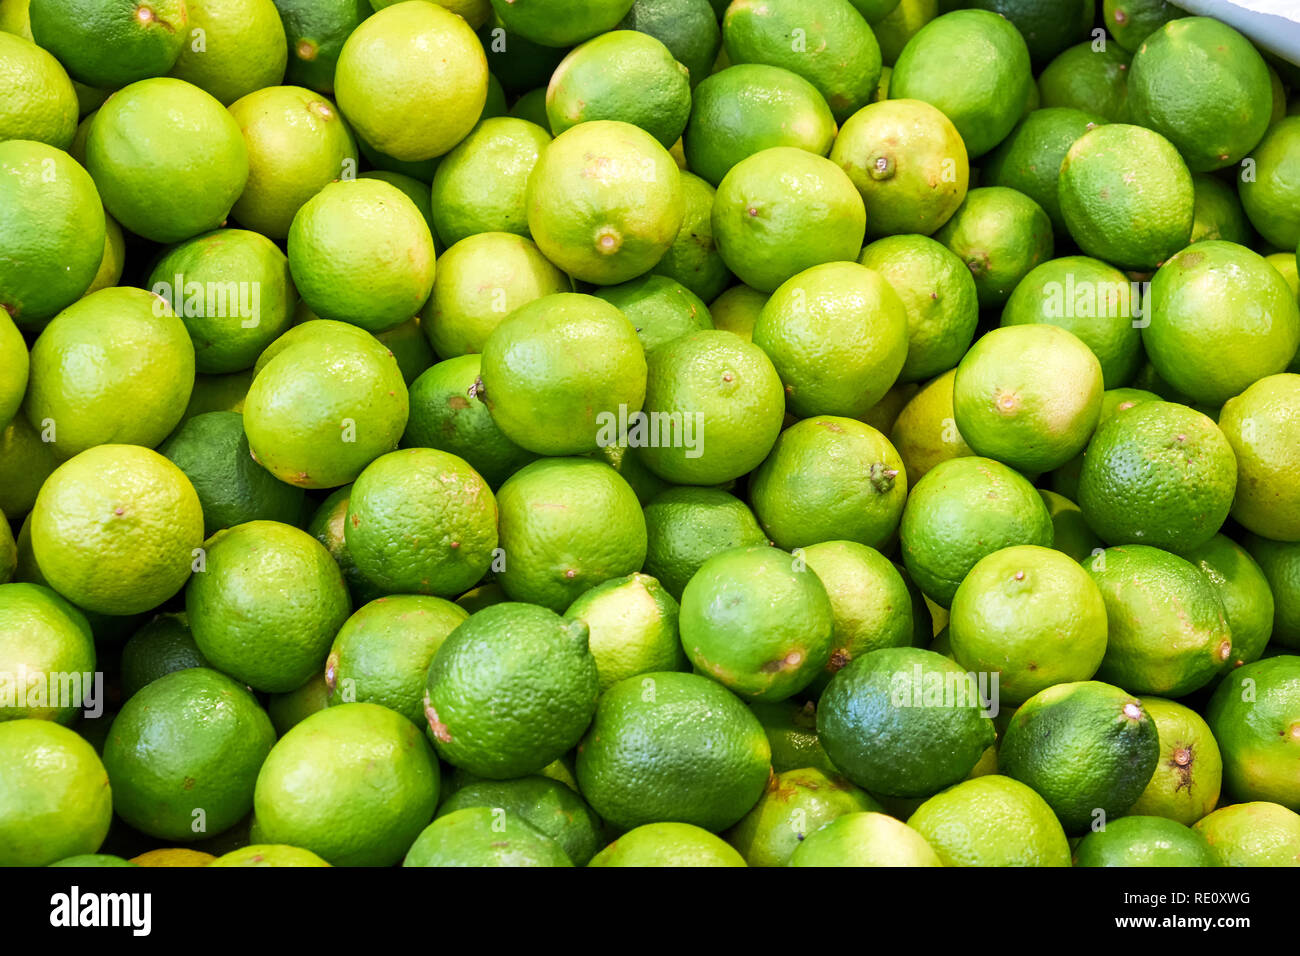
[1, 0, 1299, 869]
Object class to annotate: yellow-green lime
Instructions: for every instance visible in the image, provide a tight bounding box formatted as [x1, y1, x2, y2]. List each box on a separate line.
[1220, 374, 1300, 541]
[1039, 488, 1102, 563]
[404, 806, 571, 867]
[649, 170, 732, 303]
[1207, 656, 1300, 811]
[789, 811, 941, 867]
[725, 768, 881, 867]
[1074, 814, 1217, 866]
[1127, 696, 1222, 826]
[1190, 172, 1253, 245]
[708, 284, 766, 342]
[1244, 534, 1300, 649]
[907, 774, 1070, 866]
[933, 186, 1055, 307]
[565, 572, 687, 692]
[489, 0, 635, 48]
[208, 844, 330, 867]
[0, 30, 76, 148]
[889, 369, 974, 484]
[1183, 534, 1275, 669]
[982, 107, 1106, 232]
[593, 275, 712, 353]
[1193, 802, 1300, 867]
[0, 581, 94, 722]
[167, 0, 287, 105]
[1239, 117, 1300, 250]
[590, 822, 745, 867]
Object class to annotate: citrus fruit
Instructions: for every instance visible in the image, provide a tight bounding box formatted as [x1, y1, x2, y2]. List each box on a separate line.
[1000, 255, 1144, 389]
[969, 0, 1092, 66]
[641, 487, 767, 600]
[103, 667, 274, 841]
[0, 30, 76, 148]
[0, 139, 104, 327]
[85, 77, 249, 244]
[0, 309, 27, 431]
[1085, 545, 1232, 696]
[906, 774, 1071, 866]
[713, 147, 867, 294]
[889, 9, 1033, 158]
[423, 602, 599, 777]
[818, 646, 997, 797]
[343, 448, 497, 597]
[129, 848, 214, 867]
[167, 0, 288, 106]
[489, 0, 635, 48]
[254, 702, 440, 867]
[494, 457, 646, 611]
[1074, 814, 1217, 866]
[859, 235, 979, 383]
[0, 581, 94, 722]
[266, 672, 330, 737]
[372, 313, 434, 384]
[566, 572, 687, 692]
[707, 284, 766, 342]
[636, 329, 785, 485]
[899, 455, 1054, 608]
[949, 544, 1107, 706]
[1127, 696, 1222, 826]
[593, 275, 712, 354]
[749, 700, 838, 777]
[1244, 535, 1300, 650]
[148, 228, 297, 374]
[1144, 242, 1300, 408]
[242, 326, 409, 489]
[30, 445, 202, 615]
[749, 416, 907, 552]
[1239, 117, 1300, 251]
[1077, 400, 1236, 553]
[648, 171, 732, 303]
[1057, 123, 1194, 270]
[1207, 656, 1300, 811]
[0, 718, 111, 866]
[527, 120, 684, 285]
[999, 680, 1159, 834]
[428, 117, 550, 248]
[616, 0, 720, 89]
[1194, 801, 1300, 867]
[722, 0, 881, 123]
[1038, 489, 1102, 563]
[208, 845, 330, 867]
[435, 774, 602, 865]
[725, 768, 880, 867]
[1190, 172, 1254, 245]
[28, 0, 188, 88]
[888, 369, 974, 484]
[753, 262, 908, 418]
[334, 1, 488, 161]
[1126, 16, 1272, 172]
[119, 612, 208, 699]
[1104, 0, 1180, 53]
[273, 0, 371, 94]
[574, 670, 771, 832]
[590, 822, 745, 867]
[790, 810, 942, 867]
[186, 520, 352, 693]
[159, 411, 304, 536]
[478, 293, 646, 456]
[48, 854, 137, 867]
[1037, 41, 1131, 122]
[933, 186, 1055, 307]
[325, 594, 466, 725]
[1183, 534, 1275, 669]
[1220, 374, 1300, 542]
[227, 85, 358, 240]
[403, 806, 572, 867]
[682, 63, 837, 187]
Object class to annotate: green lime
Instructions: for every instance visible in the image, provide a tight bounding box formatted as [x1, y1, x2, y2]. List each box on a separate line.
[208, 844, 330, 867]
[1074, 815, 1217, 866]
[575, 670, 771, 832]
[593, 275, 712, 353]
[906, 774, 1070, 866]
[334, 1, 487, 161]
[1000, 255, 1143, 389]
[590, 822, 745, 866]
[933, 186, 1055, 308]
[1239, 117, 1300, 250]
[0, 309, 27, 431]
[371, 314, 434, 384]
[85, 77, 248, 244]
[1194, 801, 1300, 866]
[899, 455, 1054, 607]
[968, 0, 1092, 66]
[480, 14, 566, 94]
[712, 147, 866, 294]
[890, 9, 1033, 158]
[303, 484, 383, 607]
[254, 702, 439, 867]
[435, 774, 601, 865]
[1244, 535, 1300, 649]
[494, 457, 646, 611]
[725, 768, 881, 867]
[749, 699, 839, 776]
[168, 0, 287, 106]
[1207, 656, 1300, 811]
[228, 85, 358, 240]
[617, 0, 720, 89]
[1077, 401, 1236, 553]
[1039, 489, 1102, 563]
[1037, 41, 1131, 123]
[508, 86, 548, 128]
[103, 667, 274, 841]
[1190, 172, 1253, 245]
[489, 0, 635, 47]
[1128, 696, 1223, 826]
[119, 612, 207, 699]
[0, 719, 112, 866]
[1183, 534, 1275, 669]
[0, 30, 76, 148]
[889, 369, 974, 484]
[48, 854, 137, 867]
[789, 811, 941, 866]
[708, 284, 766, 342]
[750, 416, 907, 552]
[423, 602, 598, 777]
[642, 487, 767, 600]
[186, 520, 352, 693]
[181, 370, 253, 424]
[404, 806, 572, 867]
[1221, 374, 1300, 542]
[1104, 0, 1180, 52]
[1085, 544, 1233, 696]
[266, 671, 330, 737]
[566, 572, 687, 692]
[683, 63, 837, 187]
[28, 0, 188, 88]
[0, 581, 94, 722]
[648, 170, 732, 303]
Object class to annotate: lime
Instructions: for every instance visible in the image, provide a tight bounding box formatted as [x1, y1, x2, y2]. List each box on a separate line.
[0, 309, 26, 431]
[1194, 801, 1300, 866]
[682, 63, 837, 187]
[1183, 534, 1275, 669]
[648, 171, 732, 303]
[593, 275, 712, 353]
[526, 120, 684, 285]
[404, 806, 571, 867]
[325, 594, 467, 725]
[1057, 123, 1194, 270]
[788, 811, 941, 867]
[186, 520, 352, 693]
[0, 581, 94, 722]
[1000, 255, 1144, 389]
[859, 235, 979, 383]
[494, 457, 646, 611]
[890, 9, 1033, 158]
[591, 822, 746, 867]
[636, 329, 785, 485]
[334, 1, 487, 161]
[479, 14, 566, 94]
[1104, 0, 1180, 52]
[0, 140, 104, 327]
[641, 487, 767, 600]
[0, 30, 76, 148]
[1085, 544, 1232, 697]
[31, 445, 202, 615]
[1039, 489, 1102, 564]
[907, 774, 1071, 866]
[48, 854, 136, 867]
[1207, 656, 1300, 811]
[933, 186, 1055, 308]
[436, 774, 602, 865]
[129, 848, 214, 867]
[750, 416, 907, 552]
[103, 667, 274, 841]
[725, 768, 880, 867]
[168, 0, 288, 106]
[1037, 41, 1131, 122]
[0, 719, 112, 866]
[1239, 117, 1300, 250]
[1077, 401, 1236, 553]
[749, 700, 839, 777]
[899, 455, 1054, 608]
[85, 77, 249, 244]
[1144, 242, 1299, 407]
[1127, 17, 1271, 172]
[1220, 374, 1300, 542]
[1128, 696, 1223, 826]
[1190, 172, 1254, 245]
[254, 702, 439, 867]
[1074, 815, 1216, 866]
[228, 85, 358, 240]
[969, 0, 1092, 66]
[889, 369, 974, 484]
[566, 572, 687, 692]
[708, 284, 766, 342]
[574, 670, 771, 832]
[423, 602, 598, 777]
[119, 612, 207, 699]
[617, 0, 720, 89]
[266, 671, 330, 737]
[489, 0, 635, 47]
[209, 845, 330, 867]
[28, 0, 187, 88]
[1244, 535, 1300, 649]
